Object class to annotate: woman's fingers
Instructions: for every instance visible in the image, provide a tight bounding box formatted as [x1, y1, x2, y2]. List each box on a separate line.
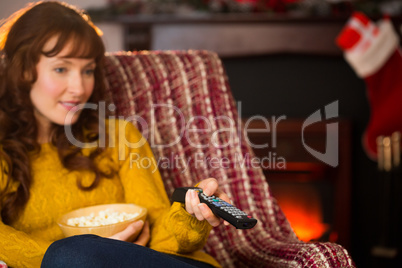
[108, 220, 144, 242]
[197, 178, 219, 196]
[188, 191, 221, 226]
[185, 189, 194, 216]
[134, 221, 150, 246]
[184, 178, 233, 227]
[190, 190, 204, 221]
[198, 203, 221, 227]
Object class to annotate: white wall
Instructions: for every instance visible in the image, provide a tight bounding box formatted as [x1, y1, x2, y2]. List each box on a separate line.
[0, 0, 124, 52]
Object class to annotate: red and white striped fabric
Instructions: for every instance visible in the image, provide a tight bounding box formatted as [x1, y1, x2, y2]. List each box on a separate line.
[103, 50, 355, 268]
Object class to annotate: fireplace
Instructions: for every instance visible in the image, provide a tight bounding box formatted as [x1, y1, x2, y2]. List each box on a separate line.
[244, 117, 352, 249]
[269, 163, 335, 242]
[270, 177, 328, 242]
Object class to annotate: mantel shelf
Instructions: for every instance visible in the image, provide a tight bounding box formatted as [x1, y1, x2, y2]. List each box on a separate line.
[102, 13, 402, 57]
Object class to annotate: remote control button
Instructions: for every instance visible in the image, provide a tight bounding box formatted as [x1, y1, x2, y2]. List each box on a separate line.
[212, 202, 223, 207]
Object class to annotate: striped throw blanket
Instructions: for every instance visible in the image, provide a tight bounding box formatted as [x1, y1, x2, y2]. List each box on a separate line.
[102, 50, 355, 268]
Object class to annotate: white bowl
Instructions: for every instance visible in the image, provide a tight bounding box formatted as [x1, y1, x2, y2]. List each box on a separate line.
[58, 203, 147, 238]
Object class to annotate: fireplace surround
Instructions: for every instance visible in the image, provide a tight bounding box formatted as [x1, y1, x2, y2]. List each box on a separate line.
[244, 117, 352, 250]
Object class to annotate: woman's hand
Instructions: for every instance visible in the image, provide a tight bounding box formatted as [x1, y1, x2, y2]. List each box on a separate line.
[184, 178, 231, 227]
[108, 220, 150, 246]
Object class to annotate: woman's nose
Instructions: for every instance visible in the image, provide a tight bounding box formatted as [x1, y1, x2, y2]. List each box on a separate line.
[68, 73, 85, 96]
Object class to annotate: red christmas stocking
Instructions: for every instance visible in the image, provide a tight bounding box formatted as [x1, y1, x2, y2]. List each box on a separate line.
[336, 12, 402, 160]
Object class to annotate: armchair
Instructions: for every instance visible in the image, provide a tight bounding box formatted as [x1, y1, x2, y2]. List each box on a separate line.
[103, 50, 355, 267]
[0, 50, 354, 267]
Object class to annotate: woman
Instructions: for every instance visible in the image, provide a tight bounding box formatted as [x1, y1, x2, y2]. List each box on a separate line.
[0, 1, 228, 267]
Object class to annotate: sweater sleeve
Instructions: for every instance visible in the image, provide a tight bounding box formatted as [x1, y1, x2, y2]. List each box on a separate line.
[113, 120, 212, 254]
[0, 221, 51, 267]
[0, 162, 51, 268]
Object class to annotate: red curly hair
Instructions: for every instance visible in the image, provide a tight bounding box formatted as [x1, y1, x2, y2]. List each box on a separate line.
[0, 1, 113, 224]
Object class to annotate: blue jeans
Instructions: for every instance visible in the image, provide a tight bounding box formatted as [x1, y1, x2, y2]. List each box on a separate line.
[41, 235, 215, 268]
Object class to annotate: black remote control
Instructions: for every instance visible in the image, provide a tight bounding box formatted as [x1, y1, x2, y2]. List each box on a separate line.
[170, 187, 257, 229]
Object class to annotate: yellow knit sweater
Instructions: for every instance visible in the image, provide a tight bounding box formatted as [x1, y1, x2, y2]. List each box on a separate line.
[0, 119, 220, 268]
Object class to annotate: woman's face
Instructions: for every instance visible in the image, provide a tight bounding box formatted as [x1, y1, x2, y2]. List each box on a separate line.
[30, 36, 96, 138]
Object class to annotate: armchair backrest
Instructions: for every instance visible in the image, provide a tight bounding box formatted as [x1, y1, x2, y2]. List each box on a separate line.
[103, 50, 354, 268]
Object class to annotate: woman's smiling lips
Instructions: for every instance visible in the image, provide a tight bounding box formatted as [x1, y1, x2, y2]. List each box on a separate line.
[59, 101, 81, 111]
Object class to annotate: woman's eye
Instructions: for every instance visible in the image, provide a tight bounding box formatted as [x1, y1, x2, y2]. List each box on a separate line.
[84, 69, 95, 76]
[54, 67, 66, 73]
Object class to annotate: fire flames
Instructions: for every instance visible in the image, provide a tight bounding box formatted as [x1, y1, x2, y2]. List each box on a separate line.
[273, 183, 330, 242]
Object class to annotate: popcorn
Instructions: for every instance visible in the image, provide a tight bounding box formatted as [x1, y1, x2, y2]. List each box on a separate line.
[67, 209, 139, 227]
